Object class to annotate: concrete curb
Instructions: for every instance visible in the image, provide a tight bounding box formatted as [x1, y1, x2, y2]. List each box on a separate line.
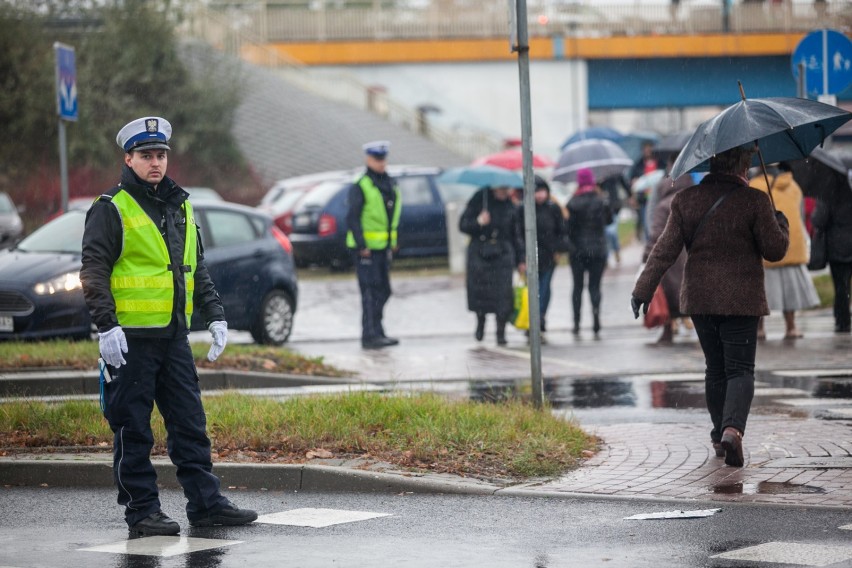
[0, 369, 360, 397]
[0, 458, 502, 496]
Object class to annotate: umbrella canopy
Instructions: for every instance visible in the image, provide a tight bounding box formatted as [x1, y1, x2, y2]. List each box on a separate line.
[655, 130, 693, 155]
[552, 139, 634, 184]
[670, 96, 852, 180]
[436, 165, 524, 189]
[619, 130, 661, 162]
[471, 149, 555, 170]
[789, 147, 852, 199]
[560, 126, 623, 150]
[632, 169, 665, 196]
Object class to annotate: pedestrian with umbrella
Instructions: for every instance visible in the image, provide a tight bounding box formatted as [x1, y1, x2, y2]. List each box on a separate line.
[567, 168, 612, 337]
[458, 182, 525, 346]
[799, 150, 852, 333]
[631, 88, 851, 468]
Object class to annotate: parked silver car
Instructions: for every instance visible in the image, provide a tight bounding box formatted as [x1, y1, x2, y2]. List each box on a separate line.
[0, 192, 23, 249]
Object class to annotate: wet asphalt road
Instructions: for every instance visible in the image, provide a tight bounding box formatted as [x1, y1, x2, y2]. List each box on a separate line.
[2, 487, 852, 568]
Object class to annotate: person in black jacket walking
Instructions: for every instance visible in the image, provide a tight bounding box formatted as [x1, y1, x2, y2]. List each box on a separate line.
[812, 188, 852, 333]
[567, 168, 613, 337]
[80, 116, 257, 536]
[516, 175, 570, 337]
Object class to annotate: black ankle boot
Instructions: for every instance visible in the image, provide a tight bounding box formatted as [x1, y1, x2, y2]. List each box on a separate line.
[496, 317, 507, 345]
[593, 310, 601, 336]
[475, 314, 485, 341]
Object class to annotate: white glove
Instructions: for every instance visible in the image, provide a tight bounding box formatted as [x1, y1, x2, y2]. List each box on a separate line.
[207, 321, 228, 362]
[98, 326, 128, 368]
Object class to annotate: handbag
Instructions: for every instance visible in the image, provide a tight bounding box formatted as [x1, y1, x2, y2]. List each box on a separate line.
[511, 277, 530, 330]
[643, 285, 669, 329]
[808, 229, 827, 271]
[479, 235, 502, 259]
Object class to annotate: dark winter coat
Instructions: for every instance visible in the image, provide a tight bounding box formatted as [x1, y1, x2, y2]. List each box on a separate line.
[516, 198, 568, 274]
[812, 188, 852, 263]
[566, 190, 612, 261]
[642, 173, 692, 316]
[81, 165, 224, 337]
[633, 173, 789, 316]
[459, 188, 523, 316]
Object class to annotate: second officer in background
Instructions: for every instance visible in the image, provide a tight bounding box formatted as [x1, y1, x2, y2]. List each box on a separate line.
[346, 140, 401, 349]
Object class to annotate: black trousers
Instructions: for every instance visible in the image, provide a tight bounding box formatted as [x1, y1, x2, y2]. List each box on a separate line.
[829, 261, 852, 331]
[569, 254, 607, 323]
[103, 335, 227, 527]
[691, 315, 758, 443]
[354, 249, 391, 341]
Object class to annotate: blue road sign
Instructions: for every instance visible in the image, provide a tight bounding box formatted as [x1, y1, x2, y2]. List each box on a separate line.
[54, 42, 78, 121]
[792, 29, 852, 98]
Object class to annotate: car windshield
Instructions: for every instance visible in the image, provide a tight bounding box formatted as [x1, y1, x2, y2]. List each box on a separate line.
[298, 181, 346, 209]
[0, 193, 15, 214]
[16, 211, 85, 254]
[269, 188, 308, 216]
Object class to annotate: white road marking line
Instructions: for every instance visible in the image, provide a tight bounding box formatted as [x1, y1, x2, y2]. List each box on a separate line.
[711, 542, 852, 566]
[78, 536, 241, 557]
[256, 508, 391, 528]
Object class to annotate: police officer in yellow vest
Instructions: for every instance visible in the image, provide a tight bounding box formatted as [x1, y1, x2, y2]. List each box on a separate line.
[346, 140, 402, 349]
[80, 117, 257, 536]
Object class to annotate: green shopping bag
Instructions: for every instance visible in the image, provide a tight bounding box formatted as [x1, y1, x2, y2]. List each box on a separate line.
[512, 280, 529, 330]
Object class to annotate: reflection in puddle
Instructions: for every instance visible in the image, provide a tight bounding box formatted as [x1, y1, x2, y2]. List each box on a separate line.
[713, 481, 826, 495]
[461, 371, 852, 411]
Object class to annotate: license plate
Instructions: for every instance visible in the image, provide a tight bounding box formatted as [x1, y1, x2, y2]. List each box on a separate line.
[0, 315, 12, 332]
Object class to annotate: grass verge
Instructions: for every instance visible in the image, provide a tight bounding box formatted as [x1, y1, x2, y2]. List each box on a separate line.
[0, 391, 595, 480]
[0, 341, 346, 377]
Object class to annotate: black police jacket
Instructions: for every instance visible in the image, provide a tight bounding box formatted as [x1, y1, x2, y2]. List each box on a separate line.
[80, 165, 225, 337]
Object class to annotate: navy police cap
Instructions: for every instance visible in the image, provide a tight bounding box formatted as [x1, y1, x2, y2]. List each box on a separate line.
[362, 140, 390, 158]
[116, 117, 172, 153]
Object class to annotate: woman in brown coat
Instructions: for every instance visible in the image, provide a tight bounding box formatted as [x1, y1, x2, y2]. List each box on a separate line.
[631, 145, 789, 467]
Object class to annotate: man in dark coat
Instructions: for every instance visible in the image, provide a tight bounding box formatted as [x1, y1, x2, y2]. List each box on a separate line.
[812, 188, 852, 333]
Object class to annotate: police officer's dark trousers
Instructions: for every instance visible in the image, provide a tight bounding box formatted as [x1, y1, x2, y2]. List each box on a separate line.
[354, 249, 391, 341]
[103, 335, 228, 527]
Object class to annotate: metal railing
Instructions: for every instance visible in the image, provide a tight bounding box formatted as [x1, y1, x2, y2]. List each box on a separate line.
[201, 0, 847, 43]
[180, 7, 505, 159]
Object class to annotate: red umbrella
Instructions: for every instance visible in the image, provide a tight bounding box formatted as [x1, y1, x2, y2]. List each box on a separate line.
[472, 149, 555, 170]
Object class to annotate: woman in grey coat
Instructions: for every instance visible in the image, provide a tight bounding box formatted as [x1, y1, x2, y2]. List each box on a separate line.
[631, 145, 789, 468]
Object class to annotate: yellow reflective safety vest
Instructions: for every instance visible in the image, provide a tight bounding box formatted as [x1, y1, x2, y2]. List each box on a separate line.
[109, 190, 196, 328]
[346, 175, 401, 250]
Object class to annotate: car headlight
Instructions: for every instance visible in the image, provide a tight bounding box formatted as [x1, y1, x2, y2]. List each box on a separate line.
[33, 271, 82, 295]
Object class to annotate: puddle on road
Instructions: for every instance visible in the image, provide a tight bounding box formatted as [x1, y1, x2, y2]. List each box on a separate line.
[462, 370, 852, 413]
[712, 481, 826, 495]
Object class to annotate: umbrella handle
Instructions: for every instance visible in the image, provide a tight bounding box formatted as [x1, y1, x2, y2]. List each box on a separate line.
[754, 140, 776, 210]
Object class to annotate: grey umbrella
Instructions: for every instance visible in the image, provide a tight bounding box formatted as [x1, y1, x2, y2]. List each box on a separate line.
[670, 91, 852, 183]
[552, 139, 633, 183]
[789, 147, 852, 200]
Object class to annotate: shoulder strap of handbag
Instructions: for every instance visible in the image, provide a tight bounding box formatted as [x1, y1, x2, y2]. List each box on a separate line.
[685, 190, 732, 251]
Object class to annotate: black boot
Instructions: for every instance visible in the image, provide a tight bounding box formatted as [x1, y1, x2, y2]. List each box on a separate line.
[593, 310, 601, 337]
[496, 316, 507, 346]
[475, 313, 485, 341]
[572, 315, 580, 335]
[130, 511, 180, 536]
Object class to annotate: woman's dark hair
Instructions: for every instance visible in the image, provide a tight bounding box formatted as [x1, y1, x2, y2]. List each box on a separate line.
[534, 174, 550, 193]
[709, 145, 755, 174]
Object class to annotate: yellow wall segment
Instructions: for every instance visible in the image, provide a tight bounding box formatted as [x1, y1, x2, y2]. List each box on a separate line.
[255, 33, 808, 65]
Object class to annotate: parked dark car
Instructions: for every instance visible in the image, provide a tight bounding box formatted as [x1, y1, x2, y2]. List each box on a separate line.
[0, 201, 298, 344]
[288, 165, 446, 269]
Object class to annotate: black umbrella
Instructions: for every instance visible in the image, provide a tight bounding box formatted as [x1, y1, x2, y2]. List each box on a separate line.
[789, 147, 852, 200]
[670, 84, 852, 203]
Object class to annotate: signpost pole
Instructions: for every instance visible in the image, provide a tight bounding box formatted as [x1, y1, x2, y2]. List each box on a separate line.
[823, 28, 829, 97]
[511, 0, 543, 409]
[54, 42, 78, 214]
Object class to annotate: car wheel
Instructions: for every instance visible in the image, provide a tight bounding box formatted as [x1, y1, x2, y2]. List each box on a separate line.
[250, 289, 294, 345]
